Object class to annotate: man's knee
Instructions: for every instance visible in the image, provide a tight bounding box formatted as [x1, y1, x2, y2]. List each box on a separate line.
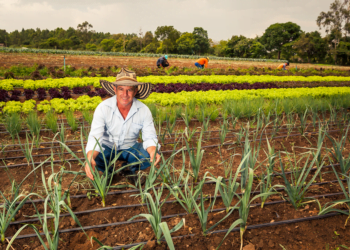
[131, 143, 150, 159]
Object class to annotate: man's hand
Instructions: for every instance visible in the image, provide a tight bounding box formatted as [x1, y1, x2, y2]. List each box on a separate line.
[147, 146, 161, 166]
[85, 151, 99, 180]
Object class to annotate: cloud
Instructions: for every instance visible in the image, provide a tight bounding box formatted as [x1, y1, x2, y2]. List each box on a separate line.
[0, 0, 332, 40]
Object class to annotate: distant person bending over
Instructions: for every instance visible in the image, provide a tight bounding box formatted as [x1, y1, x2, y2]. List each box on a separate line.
[195, 57, 209, 69]
[277, 62, 290, 70]
[85, 68, 161, 184]
[157, 55, 169, 68]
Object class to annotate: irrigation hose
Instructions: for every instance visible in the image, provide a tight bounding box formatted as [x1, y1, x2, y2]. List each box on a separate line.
[6, 192, 344, 241]
[1, 118, 347, 148]
[7, 177, 345, 224]
[1, 124, 340, 160]
[0, 128, 343, 168]
[112, 211, 343, 250]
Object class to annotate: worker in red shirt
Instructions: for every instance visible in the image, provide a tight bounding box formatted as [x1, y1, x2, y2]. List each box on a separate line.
[195, 57, 209, 69]
[277, 62, 290, 70]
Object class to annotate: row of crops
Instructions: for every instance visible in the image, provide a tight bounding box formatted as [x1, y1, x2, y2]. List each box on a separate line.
[0, 68, 350, 249]
[2, 75, 350, 90]
[1, 99, 350, 249]
[0, 47, 288, 62]
[1, 87, 350, 115]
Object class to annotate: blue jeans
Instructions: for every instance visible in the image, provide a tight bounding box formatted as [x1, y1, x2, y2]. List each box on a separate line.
[94, 143, 151, 174]
[195, 62, 204, 69]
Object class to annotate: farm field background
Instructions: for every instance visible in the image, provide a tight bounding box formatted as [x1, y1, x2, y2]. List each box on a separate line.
[2, 52, 350, 70]
[0, 54, 350, 250]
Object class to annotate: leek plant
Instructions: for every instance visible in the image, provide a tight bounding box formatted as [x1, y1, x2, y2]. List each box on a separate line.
[185, 131, 204, 182]
[182, 107, 192, 128]
[165, 113, 176, 135]
[17, 133, 34, 166]
[64, 110, 78, 132]
[219, 152, 237, 178]
[128, 187, 184, 248]
[237, 168, 277, 250]
[210, 171, 239, 213]
[240, 128, 262, 189]
[160, 145, 185, 186]
[157, 124, 167, 145]
[26, 111, 41, 147]
[166, 172, 207, 213]
[82, 110, 93, 125]
[175, 106, 182, 119]
[134, 147, 183, 202]
[317, 166, 350, 226]
[5, 112, 21, 143]
[209, 105, 219, 121]
[58, 131, 133, 207]
[259, 138, 279, 208]
[235, 124, 245, 145]
[192, 191, 237, 236]
[229, 117, 238, 131]
[202, 111, 211, 132]
[7, 168, 86, 250]
[311, 125, 327, 182]
[54, 122, 66, 161]
[279, 143, 324, 209]
[196, 109, 204, 123]
[326, 125, 350, 176]
[219, 121, 228, 145]
[0, 192, 38, 243]
[183, 126, 198, 142]
[155, 108, 166, 125]
[0, 158, 49, 241]
[45, 110, 58, 134]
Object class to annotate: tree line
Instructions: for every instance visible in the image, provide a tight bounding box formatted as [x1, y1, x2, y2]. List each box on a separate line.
[1, 0, 350, 65]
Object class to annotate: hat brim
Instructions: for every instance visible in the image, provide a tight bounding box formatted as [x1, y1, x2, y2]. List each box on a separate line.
[100, 80, 152, 100]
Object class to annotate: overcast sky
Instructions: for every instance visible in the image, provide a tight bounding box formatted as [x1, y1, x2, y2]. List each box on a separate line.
[0, 0, 333, 41]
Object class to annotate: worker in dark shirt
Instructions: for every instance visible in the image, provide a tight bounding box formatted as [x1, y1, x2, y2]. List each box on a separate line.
[156, 55, 169, 68]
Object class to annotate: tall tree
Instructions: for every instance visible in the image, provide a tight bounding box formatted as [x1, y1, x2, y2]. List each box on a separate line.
[192, 27, 210, 55]
[293, 31, 328, 63]
[260, 22, 301, 59]
[143, 31, 153, 47]
[317, 0, 350, 63]
[176, 32, 195, 54]
[77, 21, 93, 43]
[0, 30, 9, 46]
[154, 26, 180, 53]
[225, 35, 247, 57]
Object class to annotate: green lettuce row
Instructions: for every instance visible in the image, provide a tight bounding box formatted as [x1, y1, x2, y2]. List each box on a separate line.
[1, 87, 350, 115]
[2, 75, 350, 91]
[1, 96, 102, 114]
[142, 87, 350, 106]
[0, 47, 287, 63]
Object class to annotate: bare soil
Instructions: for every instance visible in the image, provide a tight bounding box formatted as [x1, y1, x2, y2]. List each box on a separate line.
[2, 53, 350, 70]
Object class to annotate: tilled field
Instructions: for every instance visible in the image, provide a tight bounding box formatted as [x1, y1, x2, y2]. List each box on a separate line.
[0, 114, 350, 249]
[1, 53, 348, 70]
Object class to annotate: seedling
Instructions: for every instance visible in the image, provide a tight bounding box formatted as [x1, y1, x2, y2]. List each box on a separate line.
[185, 130, 204, 182]
[5, 112, 21, 143]
[128, 187, 184, 248]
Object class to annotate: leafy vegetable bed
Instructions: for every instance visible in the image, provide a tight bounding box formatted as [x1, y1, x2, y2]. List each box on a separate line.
[2, 75, 350, 91]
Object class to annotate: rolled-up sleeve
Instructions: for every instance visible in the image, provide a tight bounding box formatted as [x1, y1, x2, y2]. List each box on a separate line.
[85, 104, 106, 153]
[142, 108, 160, 151]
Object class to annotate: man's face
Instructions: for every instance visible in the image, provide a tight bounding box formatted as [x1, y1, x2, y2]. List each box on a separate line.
[114, 85, 137, 107]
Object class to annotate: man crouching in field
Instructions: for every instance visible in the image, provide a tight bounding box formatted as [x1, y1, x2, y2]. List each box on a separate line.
[84, 68, 160, 184]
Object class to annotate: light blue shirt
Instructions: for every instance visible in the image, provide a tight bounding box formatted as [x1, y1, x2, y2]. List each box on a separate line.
[85, 96, 160, 153]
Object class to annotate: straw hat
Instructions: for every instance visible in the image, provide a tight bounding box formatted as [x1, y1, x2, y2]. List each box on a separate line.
[99, 68, 152, 99]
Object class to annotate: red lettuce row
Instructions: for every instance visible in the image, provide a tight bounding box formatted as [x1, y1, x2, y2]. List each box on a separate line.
[153, 82, 279, 93]
[0, 87, 108, 102]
